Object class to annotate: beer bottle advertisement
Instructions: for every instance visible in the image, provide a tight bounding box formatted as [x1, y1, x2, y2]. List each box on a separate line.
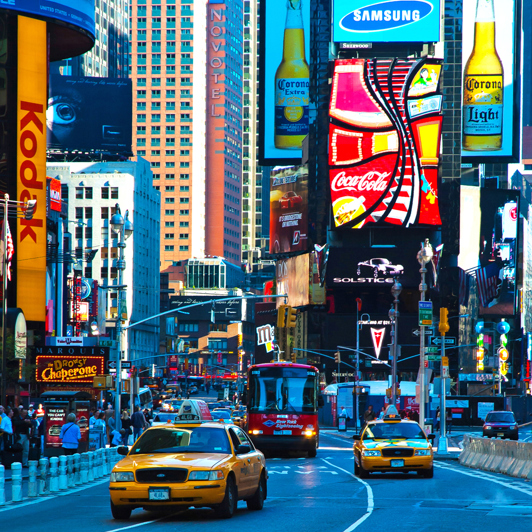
[461, 0, 516, 159]
[259, 0, 311, 165]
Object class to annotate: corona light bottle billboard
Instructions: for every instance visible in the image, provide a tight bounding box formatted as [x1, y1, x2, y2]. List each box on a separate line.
[462, 0, 503, 151]
[274, 0, 309, 150]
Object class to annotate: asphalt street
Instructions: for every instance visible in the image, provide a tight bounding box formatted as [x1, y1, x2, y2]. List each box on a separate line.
[2, 432, 532, 532]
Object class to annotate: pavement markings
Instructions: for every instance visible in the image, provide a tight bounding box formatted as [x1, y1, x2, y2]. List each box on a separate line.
[321, 459, 374, 532]
[106, 513, 182, 532]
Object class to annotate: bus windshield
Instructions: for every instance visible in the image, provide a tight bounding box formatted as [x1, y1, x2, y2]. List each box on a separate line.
[248, 367, 318, 414]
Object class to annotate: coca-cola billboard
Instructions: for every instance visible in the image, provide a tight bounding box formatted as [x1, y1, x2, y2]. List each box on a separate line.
[329, 58, 443, 229]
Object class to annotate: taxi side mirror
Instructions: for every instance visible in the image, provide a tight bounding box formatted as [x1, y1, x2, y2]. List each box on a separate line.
[236, 444, 252, 454]
[352, 435, 360, 441]
[117, 446, 129, 456]
[427, 434, 436, 442]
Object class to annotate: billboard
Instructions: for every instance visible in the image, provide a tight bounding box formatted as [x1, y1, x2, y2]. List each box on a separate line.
[8, 0, 95, 36]
[36, 355, 105, 383]
[333, 0, 441, 43]
[269, 165, 308, 254]
[276, 255, 310, 308]
[478, 189, 519, 316]
[259, 0, 311, 165]
[461, 0, 517, 159]
[47, 75, 132, 153]
[329, 58, 443, 229]
[17, 16, 47, 322]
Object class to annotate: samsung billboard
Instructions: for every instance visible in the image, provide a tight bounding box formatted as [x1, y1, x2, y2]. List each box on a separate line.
[6, 0, 95, 36]
[333, 0, 441, 43]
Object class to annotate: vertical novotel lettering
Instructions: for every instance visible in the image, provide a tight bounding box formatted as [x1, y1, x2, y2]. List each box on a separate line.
[210, 9, 225, 116]
[17, 17, 47, 321]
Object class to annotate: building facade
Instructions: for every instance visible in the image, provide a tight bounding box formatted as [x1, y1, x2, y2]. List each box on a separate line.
[47, 158, 161, 364]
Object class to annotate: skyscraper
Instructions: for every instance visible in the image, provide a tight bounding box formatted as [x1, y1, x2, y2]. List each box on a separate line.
[130, 0, 244, 267]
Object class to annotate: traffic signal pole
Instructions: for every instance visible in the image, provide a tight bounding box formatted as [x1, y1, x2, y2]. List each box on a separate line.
[438, 308, 449, 455]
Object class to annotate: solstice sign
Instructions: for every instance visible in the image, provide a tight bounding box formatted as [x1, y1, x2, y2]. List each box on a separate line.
[329, 58, 443, 229]
[333, 0, 441, 43]
[36, 355, 105, 383]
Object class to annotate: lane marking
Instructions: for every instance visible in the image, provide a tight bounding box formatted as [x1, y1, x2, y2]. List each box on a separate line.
[0, 478, 110, 513]
[322, 458, 374, 531]
[106, 513, 183, 532]
[435, 462, 532, 498]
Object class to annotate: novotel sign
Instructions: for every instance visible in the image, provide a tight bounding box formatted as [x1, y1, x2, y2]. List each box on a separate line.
[333, 0, 441, 43]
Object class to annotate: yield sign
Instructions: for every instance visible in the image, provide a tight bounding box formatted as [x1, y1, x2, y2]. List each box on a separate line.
[370, 328, 386, 359]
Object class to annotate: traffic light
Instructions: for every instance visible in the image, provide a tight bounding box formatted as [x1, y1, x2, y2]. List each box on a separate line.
[334, 351, 341, 364]
[286, 306, 297, 328]
[184, 358, 189, 371]
[439, 307, 449, 335]
[277, 305, 287, 328]
[291, 351, 297, 363]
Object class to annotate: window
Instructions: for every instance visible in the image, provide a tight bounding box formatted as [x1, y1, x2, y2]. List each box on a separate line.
[179, 322, 198, 332]
[179, 233, 188, 239]
[180, 210, 189, 215]
[180, 186, 189, 191]
[85, 226, 92, 239]
[152, 90, 161, 98]
[75, 187, 83, 199]
[165, 174, 175, 180]
[101, 187, 109, 199]
[164, 233, 174, 239]
[137, 126, 146, 134]
[208, 339, 228, 350]
[180, 174, 189, 180]
[165, 197, 175, 204]
[165, 221, 175, 227]
[164, 245, 174, 252]
[75, 226, 83, 239]
[165, 186, 175, 191]
[210, 323, 228, 332]
[153, 173, 160, 180]
[180, 150, 189, 156]
[165, 209, 175, 216]
[84, 207, 92, 219]
[111, 187, 119, 199]
[101, 207, 109, 219]
[179, 245, 189, 251]
[75, 207, 83, 219]
[179, 197, 189, 203]
[151, 126, 161, 134]
[179, 221, 189, 227]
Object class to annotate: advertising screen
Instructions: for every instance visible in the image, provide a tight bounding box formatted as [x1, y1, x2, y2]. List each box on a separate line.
[11, 0, 95, 36]
[269, 165, 308, 254]
[461, 0, 516, 159]
[259, 0, 311, 165]
[47, 75, 132, 153]
[329, 58, 443, 230]
[276, 254, 310, 308]
[478, 189, 519, 316]
[333, 0, 441, 43]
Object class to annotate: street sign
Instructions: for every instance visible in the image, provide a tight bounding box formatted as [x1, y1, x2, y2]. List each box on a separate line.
[430, 336, 456, 346]
[412, 328, 434, 337]
[99, 339, 116, 348]
[418, 301, 433, 326]
[442, 356, 449, 367]
[426, 355, 441, 361]
[108, 361, 132, 369]
[442, 366, 449, 378]
[426, 346, 438, 353]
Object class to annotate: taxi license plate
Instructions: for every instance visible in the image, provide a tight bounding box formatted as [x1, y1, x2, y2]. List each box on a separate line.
[149, 488, 170, 501]
[497, 433, 504, 437]
[274, 430, 292, 435]
[390, 460, 404, 468]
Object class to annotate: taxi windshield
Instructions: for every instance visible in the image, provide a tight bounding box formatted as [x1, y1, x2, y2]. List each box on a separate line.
[363, 422, 426, 441]
[130, 427, 231, 454]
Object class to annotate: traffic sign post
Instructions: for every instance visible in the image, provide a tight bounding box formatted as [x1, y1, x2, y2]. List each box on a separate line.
[108, 360, 131, 370]
[418, 301, 433, 326]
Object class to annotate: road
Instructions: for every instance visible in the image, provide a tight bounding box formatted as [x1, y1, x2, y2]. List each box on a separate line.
[2, 431, 532, 531]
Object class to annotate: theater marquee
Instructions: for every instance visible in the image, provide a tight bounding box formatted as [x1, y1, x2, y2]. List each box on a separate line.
[36, 355, 105, 383]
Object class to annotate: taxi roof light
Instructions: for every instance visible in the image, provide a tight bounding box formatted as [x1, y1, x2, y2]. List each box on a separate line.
[383, 404, 402, 422]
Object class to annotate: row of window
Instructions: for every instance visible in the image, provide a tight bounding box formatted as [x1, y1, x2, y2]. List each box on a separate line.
[164, 209, 189, 216]
[136, 65, 191, 75]
[177, 323, 229, 333]
[164, 245, 189, 252]
[153, 173, 189, 180]
[142, 157, 190, 168]
[164, 233, 189, 239]
[75, 187, 119, 200]
[137, 125, 191, 133]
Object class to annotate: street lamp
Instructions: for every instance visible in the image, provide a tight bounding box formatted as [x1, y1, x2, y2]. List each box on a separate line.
[389, 278, 402, 406]
[417, 238, 433, 432]
[110, 204, 133, 428]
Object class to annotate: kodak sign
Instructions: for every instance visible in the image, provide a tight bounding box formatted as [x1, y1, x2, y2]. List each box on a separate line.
[17, 17, 47, 321]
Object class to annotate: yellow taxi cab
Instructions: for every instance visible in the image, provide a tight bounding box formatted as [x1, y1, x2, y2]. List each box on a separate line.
[353, 406, 434, 478]
[109, 399, 268, 520]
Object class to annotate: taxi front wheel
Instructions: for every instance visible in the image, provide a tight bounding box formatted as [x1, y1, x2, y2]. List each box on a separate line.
[215, 476, 237, 518]
[418, 466, 434, 479]
[247, 473, 266, 511]
[111, 501, 132, 520]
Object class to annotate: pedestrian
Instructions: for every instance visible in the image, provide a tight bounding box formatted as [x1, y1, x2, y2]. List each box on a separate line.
[105, 406, 115, 445]
[446, 409, 453, 434]
[0, 406, 14, 453]
[378, 406, 386, 420]
[28, 404, 35, 417]
[90, 409, 100, 429]
[59, 413, 81, 455]
[434, 407, 440, 431]
[363, 405, 376, 425]
[131, 406, 147, 441]
[110, 427, 123, 447]
[13, 407, 32, 467]
[0, 405, 5, 419]
[121, 410, 133, 443]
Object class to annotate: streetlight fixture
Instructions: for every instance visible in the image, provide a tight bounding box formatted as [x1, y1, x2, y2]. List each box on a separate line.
[417, 238, 433, 432]
[110, 203, 133, 429]
[389, 277, 402, 406]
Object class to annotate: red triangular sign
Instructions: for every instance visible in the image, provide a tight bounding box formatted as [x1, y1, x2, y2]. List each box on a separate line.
[370, 328, 386, 359]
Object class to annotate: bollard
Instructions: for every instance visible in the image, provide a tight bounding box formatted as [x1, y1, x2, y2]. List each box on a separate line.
[0, 465, 5, 506]
[96, 449, 103, 478]
[49, 457, 59, 492]
[38, 458, 49, 495]
[92, 450, 99, 479]
[88, 452, 94, 482]
[58, 455, 68, 490]
[73, 453, 81, 485]
[28, 460, 39, 497]
[101, 448, 108, 476]
[11, 462, 23, 502]
[80, 453, 89, 484]
[106, 448, 113, 474]
[67, 455, 74, 488]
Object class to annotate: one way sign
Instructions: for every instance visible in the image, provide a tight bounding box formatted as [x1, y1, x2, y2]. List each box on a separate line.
[108, 361, 132, 369]
[430, 337, 456, 346]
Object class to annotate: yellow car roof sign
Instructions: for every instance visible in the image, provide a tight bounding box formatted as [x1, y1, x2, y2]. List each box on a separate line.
[176, 399, 213, 422]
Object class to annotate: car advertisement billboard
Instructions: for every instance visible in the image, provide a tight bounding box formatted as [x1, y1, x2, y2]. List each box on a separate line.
[47, 75, 132, 153]
[332, 0, 441, 43]
[258, 0, 311, 165]
[329, 58, 443, 230]
[269, 165, 308, 254]
[9, 0, 95, 36]
[461, 0, 517, 160]
[478, 189, 519, 316]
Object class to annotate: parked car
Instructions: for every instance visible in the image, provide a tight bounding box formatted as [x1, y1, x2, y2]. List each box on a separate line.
[357, 258, 404, 278]
[482, 411, 519, 440]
